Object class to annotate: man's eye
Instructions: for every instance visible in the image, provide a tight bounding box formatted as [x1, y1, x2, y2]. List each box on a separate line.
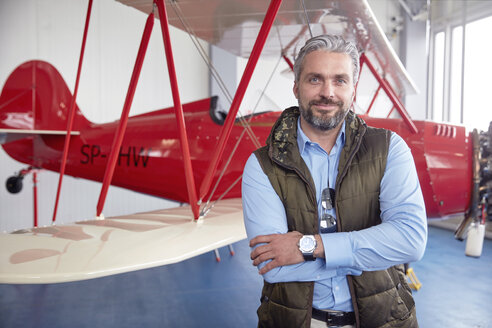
[309, 77, 319, 83]
[337, 79, 346, 84]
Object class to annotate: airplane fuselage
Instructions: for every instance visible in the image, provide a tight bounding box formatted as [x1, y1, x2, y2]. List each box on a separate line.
[1, 61, 473, 219]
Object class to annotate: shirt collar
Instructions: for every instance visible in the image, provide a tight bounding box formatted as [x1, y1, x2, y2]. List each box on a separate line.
[297, 118, 346, 155]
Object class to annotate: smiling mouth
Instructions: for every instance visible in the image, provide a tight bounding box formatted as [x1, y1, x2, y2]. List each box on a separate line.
[311, 102, 341, 112]
[310, 100, 343, 109]
[313, 104, 337, 110]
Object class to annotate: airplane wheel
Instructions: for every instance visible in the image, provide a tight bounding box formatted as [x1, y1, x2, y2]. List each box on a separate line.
[6, 176, 23, 194]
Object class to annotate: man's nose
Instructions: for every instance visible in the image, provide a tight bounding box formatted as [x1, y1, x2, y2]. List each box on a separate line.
[319, 82, 334, 98]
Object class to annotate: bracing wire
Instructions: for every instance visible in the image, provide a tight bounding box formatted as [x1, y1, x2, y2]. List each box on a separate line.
[199, 174, 243, 218]
[169, 1, 261, 149]
[300, 0, 313, 38]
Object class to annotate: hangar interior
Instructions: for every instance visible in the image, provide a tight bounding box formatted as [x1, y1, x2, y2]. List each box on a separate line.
[1, 0, 492, 327]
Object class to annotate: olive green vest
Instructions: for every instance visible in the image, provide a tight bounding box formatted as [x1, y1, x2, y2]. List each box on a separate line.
[254, 107, 417, 328]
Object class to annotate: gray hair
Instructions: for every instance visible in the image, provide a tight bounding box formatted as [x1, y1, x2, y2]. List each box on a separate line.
[293, 35, 360, 85]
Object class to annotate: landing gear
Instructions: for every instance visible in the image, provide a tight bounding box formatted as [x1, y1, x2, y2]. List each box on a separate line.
[5, 166, 36, 194]
[5, 166, 39, 226]
[6, 175, 24, 194]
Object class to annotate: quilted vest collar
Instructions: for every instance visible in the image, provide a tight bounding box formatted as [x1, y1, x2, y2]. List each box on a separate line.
[266, 107, 367, 178]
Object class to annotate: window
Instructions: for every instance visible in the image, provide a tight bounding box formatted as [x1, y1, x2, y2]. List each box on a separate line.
[432, 31, 445, 122]
[449, 26, 462, 124]
[430, 12, 492, 132]
[463, 16, 492, 132]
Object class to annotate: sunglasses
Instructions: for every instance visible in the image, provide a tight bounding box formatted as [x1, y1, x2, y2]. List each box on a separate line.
[320, 188, 336, 233]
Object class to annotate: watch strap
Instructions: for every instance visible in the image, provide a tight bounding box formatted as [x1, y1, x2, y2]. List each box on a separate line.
[302, 253, 316, 261]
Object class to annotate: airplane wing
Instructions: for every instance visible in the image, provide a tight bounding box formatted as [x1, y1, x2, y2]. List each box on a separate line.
[0, 129, 80, 144]
[0, 198, 245, 284]
[116, 0, 418, 97]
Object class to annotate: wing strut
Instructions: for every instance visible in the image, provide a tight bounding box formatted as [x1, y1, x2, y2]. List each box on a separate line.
[154, 0, 200, 219]
[52, 0, 93, 224]
[198, 0, 283, 203]
[365, 85, 382, 115]
[282, 54, 294, 71]
[96, 11, 154, 217]
[360, 53, 418, 134]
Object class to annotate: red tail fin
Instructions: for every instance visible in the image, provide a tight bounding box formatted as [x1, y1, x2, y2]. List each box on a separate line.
[0, 60, 91, 131]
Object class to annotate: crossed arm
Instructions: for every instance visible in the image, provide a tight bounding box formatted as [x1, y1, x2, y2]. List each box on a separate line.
[249, 232, 324, 275]
[242, 134, 427, 282]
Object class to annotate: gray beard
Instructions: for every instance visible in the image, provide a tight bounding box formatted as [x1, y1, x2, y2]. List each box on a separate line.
[299, 100, 350, 131]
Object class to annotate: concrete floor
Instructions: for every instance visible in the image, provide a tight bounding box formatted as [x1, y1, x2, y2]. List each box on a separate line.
[1, 225, 491, 328]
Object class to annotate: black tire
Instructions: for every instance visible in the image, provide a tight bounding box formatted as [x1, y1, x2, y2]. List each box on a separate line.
[6, 176, 23, 194]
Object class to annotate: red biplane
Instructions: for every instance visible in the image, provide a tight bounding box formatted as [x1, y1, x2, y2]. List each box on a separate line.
[0, 0, 490, 283]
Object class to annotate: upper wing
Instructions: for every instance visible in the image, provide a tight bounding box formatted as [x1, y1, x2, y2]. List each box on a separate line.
[0, 198, 245, 284]
[116, 0, 417, 97]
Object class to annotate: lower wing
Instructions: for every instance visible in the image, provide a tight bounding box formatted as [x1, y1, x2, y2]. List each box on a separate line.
[0, 198, 245, 284]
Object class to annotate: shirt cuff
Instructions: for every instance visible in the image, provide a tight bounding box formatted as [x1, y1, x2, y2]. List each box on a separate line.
[320, 232, 353, 269]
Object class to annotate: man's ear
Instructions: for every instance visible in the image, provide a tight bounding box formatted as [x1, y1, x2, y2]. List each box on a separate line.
[293, 82, 299, 99]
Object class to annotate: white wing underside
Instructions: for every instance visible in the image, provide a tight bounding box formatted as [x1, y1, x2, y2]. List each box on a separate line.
[117, 0, 418, 96]
[0, 198, 245, 284]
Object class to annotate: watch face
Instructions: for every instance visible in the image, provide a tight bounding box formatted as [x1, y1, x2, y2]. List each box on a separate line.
[299, 236, 316, 252]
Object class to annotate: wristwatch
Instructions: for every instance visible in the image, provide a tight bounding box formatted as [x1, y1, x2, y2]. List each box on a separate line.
[298, 235, 317, 261]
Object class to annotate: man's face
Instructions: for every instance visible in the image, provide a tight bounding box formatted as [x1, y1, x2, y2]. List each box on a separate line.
[293, 50, 356, 131]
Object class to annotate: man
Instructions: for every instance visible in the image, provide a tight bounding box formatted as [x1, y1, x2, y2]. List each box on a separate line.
[242, 35, 427, 328]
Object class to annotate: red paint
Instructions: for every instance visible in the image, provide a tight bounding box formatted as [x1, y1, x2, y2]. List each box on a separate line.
[10, 249, 61, 264]
[361, 116, 472, 218]
[0, 61, 472, 220]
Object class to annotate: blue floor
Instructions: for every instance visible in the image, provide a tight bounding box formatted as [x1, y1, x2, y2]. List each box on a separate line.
[1, 226, 491, 328]
[412, 227, 492, 328]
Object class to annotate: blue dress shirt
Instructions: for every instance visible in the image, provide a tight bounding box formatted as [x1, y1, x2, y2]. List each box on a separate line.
[242, 119, 427, 312]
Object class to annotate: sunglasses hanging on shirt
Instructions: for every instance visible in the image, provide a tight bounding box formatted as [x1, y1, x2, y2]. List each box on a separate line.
[320, 187, 337, 233]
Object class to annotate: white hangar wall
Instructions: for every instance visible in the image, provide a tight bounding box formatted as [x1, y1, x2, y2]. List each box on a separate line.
[0, 0, 210, 232]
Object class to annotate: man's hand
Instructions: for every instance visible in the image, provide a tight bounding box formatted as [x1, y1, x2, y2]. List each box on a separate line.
[249, 231, 304, 275]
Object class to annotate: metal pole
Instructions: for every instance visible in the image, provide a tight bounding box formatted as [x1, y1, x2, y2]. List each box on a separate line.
[33, 171, 38, 227]
[282, 54, 294, 71]
[386, 106, 396, 118]
[52, 0, 93, 223]
[366, 85, 381, 115]
[154, 0, 200, 219]
[96, 12, 154, 217]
